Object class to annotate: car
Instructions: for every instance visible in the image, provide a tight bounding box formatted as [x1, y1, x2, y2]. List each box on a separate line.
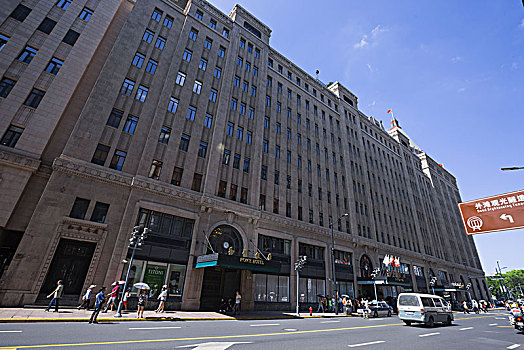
[397, 293, 453, 327]
[357, 301, 393, 318]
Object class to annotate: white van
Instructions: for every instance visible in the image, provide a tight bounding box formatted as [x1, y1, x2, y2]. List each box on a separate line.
[397, 293, 453, 327]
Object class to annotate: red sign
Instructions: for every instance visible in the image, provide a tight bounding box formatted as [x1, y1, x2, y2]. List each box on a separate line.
[458, 189, 524, 235]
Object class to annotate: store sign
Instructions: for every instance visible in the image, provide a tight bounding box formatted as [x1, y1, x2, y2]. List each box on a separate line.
[195, 253, 281, 274]
[451, 282, 465, 289]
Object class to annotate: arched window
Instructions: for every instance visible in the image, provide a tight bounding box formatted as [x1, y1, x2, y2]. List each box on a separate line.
[208, 225, 243, 255]
[360, 255, 373, 278]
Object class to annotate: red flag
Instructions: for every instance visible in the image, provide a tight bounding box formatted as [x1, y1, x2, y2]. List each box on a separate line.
[386, 109, 392, 114]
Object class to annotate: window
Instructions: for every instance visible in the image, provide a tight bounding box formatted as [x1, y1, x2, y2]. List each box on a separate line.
[193, 80, 202, 94]
[198, 141, 208, 158]
[189, 29, 198, 40]
[240, 103, 246, 115]
[9, 4, 31, 22]
[240, 187, 248, 204]
[135, 85, 148, 102]
[251, 86, 257, 96]
[245, 61, 251, 72]
[274, 170, 279, 185]
[132, 52, 145, 68]
[243, 81, 248, 92]
[62, 30, 80, 46]
[199, 58, 208, 70]
[237, 56, 243, 67]
[248, 107, 255, 119]
[69, 198, 90, 220]
[56, 0, 71, 10]
[179, 134, 190, 151]
[163, 16, 173, 28]
[79, 7, 93, 21]
[0, 125, 24, 148]
[204, 37, 212, 49]
[222, 149, 231, 165]
[195, 10, 203, 20]
[230, 98, 237, 110]
[109, 150, 127, 171]
[120, 78, 134, 95]
[158, 126, 171, 144]
[275, 145, 281, 158]
[145, 59, 157, 74]
[276, 122, 281, 134]
[191, 173, 203, 192]
[204, 113, 213, 128]
[182, 49, 192, 62]
[186, 106, 196, 120]
[287, 150, 291, 163]
[266, 95, 271, 106]
[264, 116, 270, 128]
[277, 83, 282, 93]
[149, 160, 163, 179]
[229, 184, 238, 201]
[209, 88, 217, 102]
[37, 18, 57, 34]
[143, 29, 155, 43]
[248, 45, 253, 54]
[236, 126, 243, 140]
[18, 46, 38, 64]
[214, 66, 221, 79]
[155, 36, 166, 50]
[0, 77, 16, 98]
[261, 165, 267, 180]
[106, 108, 123, 128]
[167, 97, 179, 113]
[218, 46, 225, 57]
[273, 198, 279, 213]
[218, 181, 227, 197]
[24, 88, 45, 108]
[123, 115, 138, 134]
[234, 76, 240, 87]
[246, 130, 252, 144]
[209, 19, 217, 29]
[286, 175, 291, 189]
[0, 34, 9, 52]
[176, 72, 186, 86]
[233, 154, 240, 169]
[243, 157, 250, 173]
[152, 8, 162, 22]
[268, 58, 273, 67]
[253, 66, 258, 76]
[223, 28, 229, 38]
[90, 202, 109, 223]
[267, 76, 272, 87]
[91, 144, 110, 165]
[255, 48, 260, 58]
[171, 167, 183, 186]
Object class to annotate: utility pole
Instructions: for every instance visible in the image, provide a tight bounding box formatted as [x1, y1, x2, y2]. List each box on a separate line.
[294, 256, 307, 316]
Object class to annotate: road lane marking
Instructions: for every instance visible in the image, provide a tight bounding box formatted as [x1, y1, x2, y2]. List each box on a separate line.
[0, 330, 22, 333]
[507, 345, 520, 350]
[498, 326, 513, 328]
[495, 317, 506, 320]
[177, 342, 252, 349]
[348, 340, 385, 347]
[284, 329, 297, 331]
[489, 323, 498, 326]
[129, 326, 181, 330]
[249, 323, 280, 327]
[419, 332, 440, 337]
[4, 322, 404, 349]
[320, 320, 341, 323]
[459, 327, 473, 331]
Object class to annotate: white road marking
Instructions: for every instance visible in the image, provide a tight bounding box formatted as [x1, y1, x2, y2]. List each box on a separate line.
[320, 320, 341, 323]
[348, 340, 386, 347]
[177, 342, 252, 349]
[284, 328, 297, 331]
[129, 326, 181, 330]
[249, 323, 280, 327]
[489, 323, 498, 326]
[506, 345, 520, 350]
[495, 317, 506, 320]
[419, 332, 440, 337]
[459, 327, 473, 331]
[0, 330, 22, 333]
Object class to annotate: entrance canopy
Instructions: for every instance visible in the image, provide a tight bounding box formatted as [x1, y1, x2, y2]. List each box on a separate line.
[357, 277, 411, 287]
[195, 253, 281, 274]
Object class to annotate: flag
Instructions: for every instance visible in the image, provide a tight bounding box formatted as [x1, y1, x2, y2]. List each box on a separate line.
[389, 256, 395, 265]
[386, 109, 392, 114]
[394, 257, 400, 267]
[383, 255, 389, 266]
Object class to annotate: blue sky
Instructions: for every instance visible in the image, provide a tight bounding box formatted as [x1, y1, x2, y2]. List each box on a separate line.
[212, 0, 524, 274]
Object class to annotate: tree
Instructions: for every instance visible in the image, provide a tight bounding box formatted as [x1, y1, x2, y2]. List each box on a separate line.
[487, 269, 524, 299]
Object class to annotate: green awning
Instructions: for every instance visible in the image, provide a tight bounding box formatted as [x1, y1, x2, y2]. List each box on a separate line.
[195, 253, 281, 274]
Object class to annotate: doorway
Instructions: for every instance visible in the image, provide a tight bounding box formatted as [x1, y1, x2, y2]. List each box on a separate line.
[200, 267, 241, 311]
[40, 238, 96, 297]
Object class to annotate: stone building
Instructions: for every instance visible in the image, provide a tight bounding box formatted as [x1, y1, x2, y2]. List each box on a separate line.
[0, 0, 489, 310]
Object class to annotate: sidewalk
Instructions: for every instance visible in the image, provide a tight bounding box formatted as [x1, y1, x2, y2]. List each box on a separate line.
[0, 307, 354, 323]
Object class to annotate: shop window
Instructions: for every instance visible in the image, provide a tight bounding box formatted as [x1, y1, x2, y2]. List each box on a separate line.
[254, 274, 289, 302]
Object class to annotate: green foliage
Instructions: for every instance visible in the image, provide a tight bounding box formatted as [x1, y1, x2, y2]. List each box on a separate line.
[487, 269, 524, 298]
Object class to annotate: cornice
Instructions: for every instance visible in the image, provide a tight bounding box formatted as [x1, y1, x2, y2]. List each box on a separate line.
[0, 148, 40, 172]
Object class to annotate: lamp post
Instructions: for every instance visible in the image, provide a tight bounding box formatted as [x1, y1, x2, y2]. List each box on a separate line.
[294, 256, 307, 316]
[115, 225, 149, 318]
[330, 213, 348, 315]
[466, 283, 472, 301]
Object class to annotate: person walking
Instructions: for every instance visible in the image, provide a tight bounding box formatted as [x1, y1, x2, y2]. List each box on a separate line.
[362, 298, 370, 319]
[45, 280, 64, 312]
[317, 296, 325, 313]
[233, 291, 242, 315]
[122, 288, 131, 311]
[472, 299, 479, 314]
[78, 285, 96, 310]
[89, 287, 106, 324]
[155, 285, 168, 313]
[137, 289, 148, 318]
[462, 300, 470, 314]
[103, 282, 119, 313]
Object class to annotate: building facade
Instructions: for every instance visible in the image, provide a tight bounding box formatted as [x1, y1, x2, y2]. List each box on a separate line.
[0, 0, 489, 310]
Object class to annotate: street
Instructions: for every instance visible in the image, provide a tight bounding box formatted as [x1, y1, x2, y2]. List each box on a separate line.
[0, 312, 522, 350]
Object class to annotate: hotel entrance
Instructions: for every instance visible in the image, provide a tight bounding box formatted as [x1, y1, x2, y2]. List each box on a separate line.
[199, 267, 241, 311]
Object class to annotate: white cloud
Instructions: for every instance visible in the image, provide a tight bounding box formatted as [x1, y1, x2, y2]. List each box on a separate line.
[368, 100, 376, 108]
[367, 63, 374, 72]
[354, 35, 368, 48]
[519, 18, 524, 28]
[511, 62, 518, 70]
[457, 87, 466, 93]
[371, 25, 388, 37]
[451, 56, 462, 63]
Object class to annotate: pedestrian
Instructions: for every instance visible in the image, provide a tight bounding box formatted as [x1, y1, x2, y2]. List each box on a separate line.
[45, 280, 64, 312]
[362, 298, 370, 319]
[122, 288, 131, 311]
[234, 291, 242, 315]
[137, 289, 148, 318]
[103, 282, 119, 313]
[78, 284, 96, 310]
[155, 285, 168, 313]
[89, 287, 106, 324]
[219, 298, 227, 313]
[462, 300, 470, 314]
[472, 299, 479, 314]
[317, 296, 325, 313]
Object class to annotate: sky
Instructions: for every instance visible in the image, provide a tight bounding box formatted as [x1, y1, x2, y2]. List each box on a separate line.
[211, 0, 524, 275]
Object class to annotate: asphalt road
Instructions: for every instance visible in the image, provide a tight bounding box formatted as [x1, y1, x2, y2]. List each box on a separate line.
[0, 311, 522, 350]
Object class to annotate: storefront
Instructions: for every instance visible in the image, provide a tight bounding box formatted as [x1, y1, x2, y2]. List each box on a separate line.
[413, 265, 428, 293]
[298, 243, 326, 310]
[334, 250, 354, 298]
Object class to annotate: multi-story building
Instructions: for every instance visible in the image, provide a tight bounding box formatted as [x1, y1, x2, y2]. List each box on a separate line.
[0, 0, 488, 310]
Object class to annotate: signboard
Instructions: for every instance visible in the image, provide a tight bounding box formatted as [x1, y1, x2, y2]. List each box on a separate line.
[195, 253, 281, 274]
[458, 189, 524, 235]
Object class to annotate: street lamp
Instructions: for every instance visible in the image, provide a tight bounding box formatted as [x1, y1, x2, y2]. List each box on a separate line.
[115, 225, 149, 318]
[294, 256, 307, 316]
[330, 213, 348, 315]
